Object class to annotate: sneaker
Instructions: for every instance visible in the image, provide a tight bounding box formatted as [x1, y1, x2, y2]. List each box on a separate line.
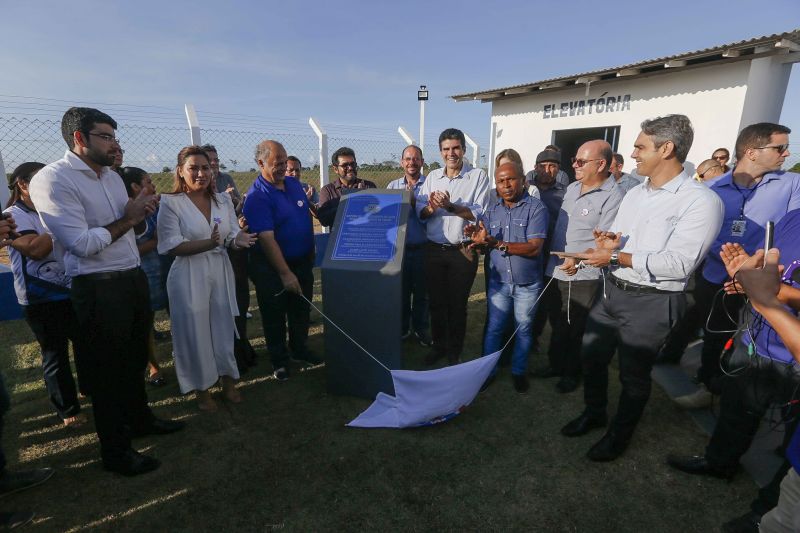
[673, 384, 713, 409]
[414, 330, 432, 347]
[401, 329, 412, 340]
[0, 511, 34, 529]
[290, 351, 323, 366]
[0, 468, 54, 498]
[512, 374, 530, 393]
[273, 367, 289, 381]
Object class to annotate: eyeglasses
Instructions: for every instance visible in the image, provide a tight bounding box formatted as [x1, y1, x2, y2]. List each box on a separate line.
[698, 164, 722, 179]
[87, 132, 120, 144]
[754, 144, 789, 154]
[713, 154, 729, 161]
[337, 162, 357, 169]
[571, 158, 603, 168]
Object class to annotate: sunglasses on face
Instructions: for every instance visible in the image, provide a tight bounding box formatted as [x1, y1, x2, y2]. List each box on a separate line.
[571, 158, 602, 168]
[698, 164, 722, 179]
[338, 162, 357, 169]
[754, 144, 789, 154]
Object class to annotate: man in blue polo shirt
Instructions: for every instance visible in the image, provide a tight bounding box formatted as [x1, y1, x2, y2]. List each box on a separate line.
[466, 162, 548, 393]
[387, 145, 431, 346]
[661, 123, 800, 409]
[243, 139, 318, 382]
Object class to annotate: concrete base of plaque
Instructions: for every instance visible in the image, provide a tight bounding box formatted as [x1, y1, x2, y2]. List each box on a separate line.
[321, 189, 410, 399]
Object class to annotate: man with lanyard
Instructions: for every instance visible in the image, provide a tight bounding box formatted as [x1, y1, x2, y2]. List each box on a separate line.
[417, 128, 489, 366]
[527, 149, 567, 366]
[663, 123, 799, 410]
[668, 210, 800, 532]
[316, 147, 377, 227]
[244, 140, 319, 382]
[541, 140, 624, 394]
[466, 162, 548, 392]
[29, 107, 184, 476]
[387, 145, 431, 347]
[559, 114, 724, 462]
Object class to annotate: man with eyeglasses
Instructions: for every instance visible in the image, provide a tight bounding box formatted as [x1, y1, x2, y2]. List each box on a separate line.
[712, 147, 731, 172]
[661, 123, 800, 412]
[316, 147, 376, 227]
[29, 107, 184, 477]
[417, 128, 489, 366]
[559, 114, 724, 462]
[387, 145, 431, 347]
[694, 158, 725, 184]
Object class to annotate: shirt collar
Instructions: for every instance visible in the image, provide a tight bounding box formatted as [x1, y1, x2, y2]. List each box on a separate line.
[435, 163, 473, 180]
[714, 168, 783, 189]
[64, 150, 107, 177]
[493, 191, 531, 209]
[645, 170, 691, 194]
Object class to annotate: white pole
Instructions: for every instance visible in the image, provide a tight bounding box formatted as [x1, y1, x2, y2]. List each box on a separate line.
[488, 121, 497, 180]
[309, 117, 329, 232]
[0, 150, 8, 207]
[398, 126, 416, 146]
[184, 104, 201, 145]
[464, 133, 479, 169]
[419, 99, 425, 157]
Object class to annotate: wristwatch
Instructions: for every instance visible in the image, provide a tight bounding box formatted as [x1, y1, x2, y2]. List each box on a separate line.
[497, 241, 509, 253]
[609, 249, 620, 267]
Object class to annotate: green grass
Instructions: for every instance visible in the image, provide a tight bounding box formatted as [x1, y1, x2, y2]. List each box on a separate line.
[0, 266, 755, 532]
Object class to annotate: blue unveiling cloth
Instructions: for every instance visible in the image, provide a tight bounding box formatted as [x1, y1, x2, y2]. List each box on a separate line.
[242, 175, 314, 261]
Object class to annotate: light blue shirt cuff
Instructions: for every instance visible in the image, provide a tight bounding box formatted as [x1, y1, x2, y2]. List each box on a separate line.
[631, 252, 649, 278]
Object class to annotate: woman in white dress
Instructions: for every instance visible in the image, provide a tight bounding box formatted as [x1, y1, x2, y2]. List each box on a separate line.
[157, 146, 256, 411]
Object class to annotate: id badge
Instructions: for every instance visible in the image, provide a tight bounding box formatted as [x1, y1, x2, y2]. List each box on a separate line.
[730, 219, 746, 237]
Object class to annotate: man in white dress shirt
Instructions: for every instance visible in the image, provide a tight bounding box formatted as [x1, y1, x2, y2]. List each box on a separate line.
[29, 107, 184, 476]
[559, 114, 724, 462]
[417, 128, 489, 366]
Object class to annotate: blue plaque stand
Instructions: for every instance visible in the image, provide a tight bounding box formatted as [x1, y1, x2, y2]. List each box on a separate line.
[321, 189, 410, 399]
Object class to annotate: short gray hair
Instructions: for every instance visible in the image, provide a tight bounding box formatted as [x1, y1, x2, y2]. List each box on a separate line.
[640, 114, 694, 163]
[254, 141, 271, 164]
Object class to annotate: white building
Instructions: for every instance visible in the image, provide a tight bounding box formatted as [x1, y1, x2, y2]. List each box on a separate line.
[451, 29, 800, 179]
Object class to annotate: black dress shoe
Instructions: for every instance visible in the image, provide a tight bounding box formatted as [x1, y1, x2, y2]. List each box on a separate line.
[556, 376, 580, 393]
[512, 374, 529, 393]
[103, 450, 160, 477]
[587, 432, 629, 462]
[666, 454, 737, 480]
[132, 418, 186, 438]
[530, 365, 560, 379]
[561, 411, 607, 437]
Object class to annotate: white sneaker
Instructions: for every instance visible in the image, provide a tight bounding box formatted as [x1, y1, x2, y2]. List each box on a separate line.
[673, 384, 713, 409]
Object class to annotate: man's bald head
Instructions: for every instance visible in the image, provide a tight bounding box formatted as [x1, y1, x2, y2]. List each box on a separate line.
[255, 139, 288, 183]
[696, 158, 724, 182]
[573, 140, 612, 183]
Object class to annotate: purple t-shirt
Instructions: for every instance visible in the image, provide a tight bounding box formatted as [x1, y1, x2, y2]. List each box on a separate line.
[741, 208, 800, 365]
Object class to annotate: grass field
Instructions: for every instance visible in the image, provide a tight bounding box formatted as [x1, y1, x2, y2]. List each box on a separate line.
[0, 261, 757, 532]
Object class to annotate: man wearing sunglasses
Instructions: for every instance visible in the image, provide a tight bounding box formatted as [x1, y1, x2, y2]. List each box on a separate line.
[559, 114, 724, 462]
[316, 147, 376, 227]
[661, 123, 800, 410]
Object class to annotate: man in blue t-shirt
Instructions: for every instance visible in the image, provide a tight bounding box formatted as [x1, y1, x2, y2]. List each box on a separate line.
[668, 209, 800, 530]
[243, 140, 318, 382]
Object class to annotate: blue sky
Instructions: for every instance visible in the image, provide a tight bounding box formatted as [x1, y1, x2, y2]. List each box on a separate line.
[1, 1, 799, 163]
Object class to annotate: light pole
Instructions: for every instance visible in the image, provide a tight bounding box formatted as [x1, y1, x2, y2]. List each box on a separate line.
[417, 85, 428, 154]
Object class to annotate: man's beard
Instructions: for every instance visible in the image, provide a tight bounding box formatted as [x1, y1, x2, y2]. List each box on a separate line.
[86, 145, 115, 167]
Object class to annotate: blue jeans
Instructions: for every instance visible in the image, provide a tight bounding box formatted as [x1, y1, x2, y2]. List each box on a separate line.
[402, 246, 429, 334]
[483, 278, 542, 376]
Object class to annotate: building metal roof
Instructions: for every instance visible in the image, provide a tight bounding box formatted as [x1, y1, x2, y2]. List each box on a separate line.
[451, 29, 800, 103]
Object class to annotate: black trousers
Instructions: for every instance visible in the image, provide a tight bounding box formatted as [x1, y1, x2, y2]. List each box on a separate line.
[70, 270, 154, 462]
[228, 248, 257, 368]
[705, 343, 800, 471]
[249, 254, 314, 369]
[547, 279, 599, 378]
[582, 279, 686, 441]
[659, 273, 744, 391]
[23, 299, 85, 419]
[532, 275, 561, 343]
[424, 243, 478, 360]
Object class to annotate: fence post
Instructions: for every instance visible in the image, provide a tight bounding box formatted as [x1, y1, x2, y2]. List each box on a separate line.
[0, 149, 8, 207]
[464, 133, 480, 169]
[184, 104, 201, 145]
[397, 126, 416, 147]
[309, 117, 329, 232]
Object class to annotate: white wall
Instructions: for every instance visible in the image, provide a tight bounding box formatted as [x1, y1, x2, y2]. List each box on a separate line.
[490, 61, 756, 175]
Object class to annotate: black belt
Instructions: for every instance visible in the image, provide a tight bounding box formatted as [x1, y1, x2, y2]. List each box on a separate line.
[608, 274, 681, 295]
[426, 241, 467, 251]
[77, 267, 141, 281]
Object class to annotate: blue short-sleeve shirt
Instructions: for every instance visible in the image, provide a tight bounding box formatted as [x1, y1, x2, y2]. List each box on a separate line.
[243, 175, 314, 261]
[482, 192, 548, 285]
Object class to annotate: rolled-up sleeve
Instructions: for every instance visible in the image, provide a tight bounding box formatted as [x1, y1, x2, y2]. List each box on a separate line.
[156, 196, 188, 254]
[633, 193, 724, 281]
[29, 172, 112, 258]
